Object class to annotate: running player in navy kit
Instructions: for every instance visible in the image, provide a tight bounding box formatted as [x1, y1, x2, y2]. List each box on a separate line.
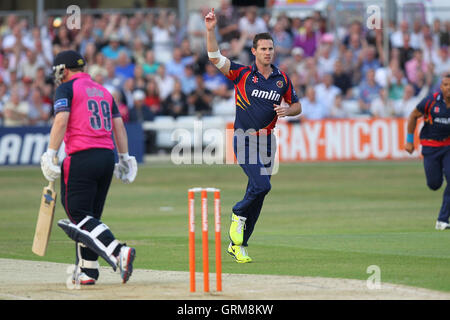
[205, 9, 301, 262]
[405, 74, 450, 230]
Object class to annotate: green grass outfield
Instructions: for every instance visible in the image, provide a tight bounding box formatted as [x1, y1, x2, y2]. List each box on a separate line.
[1, 160, 450, 292]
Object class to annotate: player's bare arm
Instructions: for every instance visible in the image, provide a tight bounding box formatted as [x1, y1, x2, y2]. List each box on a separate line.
[112, 116, 129, 154]
[274, 101, 302, 118]
[405, 108, 423, 154]
[205, 8, 231, 75]
[48, 111, 69, 151]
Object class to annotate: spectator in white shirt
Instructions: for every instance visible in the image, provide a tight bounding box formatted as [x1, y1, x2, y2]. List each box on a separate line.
[410, 19, 423, 49]
[393, 83, 428, 118]
[422, 35, 439, 65]
[3, 87, 29, 127]
[238, 6, 268, 56]
[316, 43, 336, 77]
[187, 7, 208, 55]
[2, 24, 22, 53]
[152, 11, 175, 64]
[155, 64, 175, 101]
[300, 86, 327, 120]
[291, 47, 306, 76]
[370, 88, 394, 118]
[434, 47, 450, 77]
[391, 20, 409, 48]
[314, 73, 341, 117]
[19, 48, 45, 79]
[330, 94, 348, 119]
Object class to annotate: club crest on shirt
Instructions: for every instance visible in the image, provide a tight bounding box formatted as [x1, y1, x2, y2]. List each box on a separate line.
[252, 75, 258, 84]
[435, 106, 440, 113]
[276, 80, 283, 88]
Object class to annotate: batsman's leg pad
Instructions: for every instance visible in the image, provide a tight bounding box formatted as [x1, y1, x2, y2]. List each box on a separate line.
[75, 242, 100, 280]
[58, 218, 119, 271]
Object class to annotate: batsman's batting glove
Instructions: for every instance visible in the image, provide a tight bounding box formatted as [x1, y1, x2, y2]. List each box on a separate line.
[40, 149, 61, 182]
[114, 153, 138, 184]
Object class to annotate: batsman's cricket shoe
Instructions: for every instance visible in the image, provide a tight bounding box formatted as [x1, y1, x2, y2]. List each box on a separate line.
[229, 213, 246, 246]
[227, 243, 252, 263]
[117, 245, 136, 283]
[436, 220, 450, 230]
[73, 272, 96, 285]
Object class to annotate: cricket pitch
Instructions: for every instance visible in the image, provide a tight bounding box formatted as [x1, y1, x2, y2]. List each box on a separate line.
[0, 258, 449, 300]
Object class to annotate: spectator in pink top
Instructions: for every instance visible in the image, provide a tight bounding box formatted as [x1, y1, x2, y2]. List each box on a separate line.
[405, 49, 428, 84]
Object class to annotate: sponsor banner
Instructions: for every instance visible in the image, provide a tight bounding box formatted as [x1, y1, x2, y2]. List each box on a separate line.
[0, 127, 54, 166]
[121, 123, 145, 164]
[0, 124, 144, 165]
[271, 0, 325, 7]
[270, 0, 328, 9]
[226, 118, 422, 162]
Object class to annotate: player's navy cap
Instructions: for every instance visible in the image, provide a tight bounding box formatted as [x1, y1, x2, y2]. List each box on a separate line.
[53, 50, 86, 69]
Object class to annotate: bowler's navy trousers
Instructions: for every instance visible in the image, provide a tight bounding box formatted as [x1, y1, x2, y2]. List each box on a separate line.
[232, 131, 276, 246]
[422, 145, 450, 223]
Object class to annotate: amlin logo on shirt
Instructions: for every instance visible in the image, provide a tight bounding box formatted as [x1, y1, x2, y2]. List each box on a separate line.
[250, 89, 280, 101]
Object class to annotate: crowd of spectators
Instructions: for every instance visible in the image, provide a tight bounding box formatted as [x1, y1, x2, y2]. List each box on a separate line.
[0, 0, 449, 127]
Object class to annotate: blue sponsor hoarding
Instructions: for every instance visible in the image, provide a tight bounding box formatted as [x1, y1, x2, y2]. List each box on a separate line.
[0, 124, 144, 165]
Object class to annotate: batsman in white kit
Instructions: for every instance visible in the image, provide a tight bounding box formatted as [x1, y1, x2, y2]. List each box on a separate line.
[41, 50, 138, 285]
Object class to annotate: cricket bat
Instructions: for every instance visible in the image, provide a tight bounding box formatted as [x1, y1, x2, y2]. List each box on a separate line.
[32, 157, 58, 256]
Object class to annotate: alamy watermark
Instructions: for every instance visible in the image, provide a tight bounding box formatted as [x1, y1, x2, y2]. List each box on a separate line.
[366, 5, 382, 30]
[366, 265, 382, 290]
[66, 265, 80, 290]
[66, 5, 81, 30]
[170, 120, 280, 175]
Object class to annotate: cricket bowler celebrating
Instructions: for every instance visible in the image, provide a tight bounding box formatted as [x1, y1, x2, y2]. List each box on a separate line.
[205, 9, 301, 263]
[405, 74, 450, 230]
[40, 50, 138, 284]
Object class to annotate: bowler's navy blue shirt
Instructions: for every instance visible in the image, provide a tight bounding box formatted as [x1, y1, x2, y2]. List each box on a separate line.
[226, 61, 299, 132]
[417, 91, 450, 146]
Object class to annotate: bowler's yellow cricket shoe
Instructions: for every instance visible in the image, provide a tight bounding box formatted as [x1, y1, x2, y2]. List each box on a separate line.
[227, 243, 252, 263]
[229, 213, 246, 246]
